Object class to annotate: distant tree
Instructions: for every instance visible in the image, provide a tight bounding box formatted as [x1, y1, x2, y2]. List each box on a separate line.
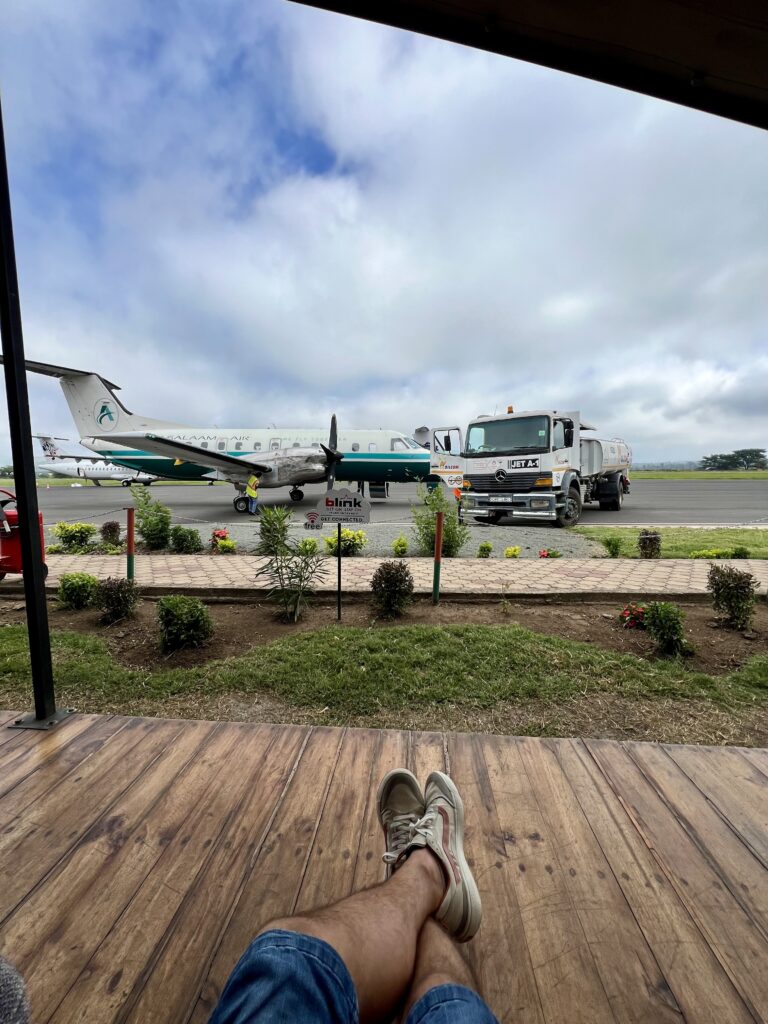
[732, 448, 767, 470]
[699, 453, 739, 470]
[0, 465, 14, 477]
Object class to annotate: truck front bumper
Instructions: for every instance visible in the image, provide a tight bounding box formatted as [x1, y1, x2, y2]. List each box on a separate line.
[461, 492, 559, 520]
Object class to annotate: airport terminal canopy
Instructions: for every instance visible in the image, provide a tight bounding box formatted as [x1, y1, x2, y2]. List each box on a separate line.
[291, 1, 768, 131]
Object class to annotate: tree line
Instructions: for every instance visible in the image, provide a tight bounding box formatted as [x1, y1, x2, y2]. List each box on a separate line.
[699, 448, 767, 470]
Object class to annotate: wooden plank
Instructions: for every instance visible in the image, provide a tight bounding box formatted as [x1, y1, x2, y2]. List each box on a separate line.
[0, 717, 179, 922]
[0, 710, 20, 729]
[0, 714, 115, 801]
[514, 737, 682, 1022]
[294, 727, 380, 914]
[446, 732, 544, 1024]
[408, 729, 446, 783]
[625, 743, 768, 937]
[740, 747, 768, 775]
[189, 726, 344, 1023]
[352, 728, 410, 893]
[560, 739, 756, 1024]
[482, 735, 616, 1024]
[121, 725, 309, 1024]
[49, 723, 296, 1024]
[666, 744, 768, 868]
[0, 719, 219, 1022]
[587, 739, 768, 1019]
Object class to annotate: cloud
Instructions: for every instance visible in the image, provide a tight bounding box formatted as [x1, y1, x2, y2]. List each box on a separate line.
[0, 0, 766, 464]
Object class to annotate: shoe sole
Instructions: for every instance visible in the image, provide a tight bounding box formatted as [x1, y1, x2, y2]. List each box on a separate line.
[429, 771, 483, 942]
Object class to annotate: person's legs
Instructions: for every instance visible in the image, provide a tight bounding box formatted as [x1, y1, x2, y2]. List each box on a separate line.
[261, 847, 444, 1023]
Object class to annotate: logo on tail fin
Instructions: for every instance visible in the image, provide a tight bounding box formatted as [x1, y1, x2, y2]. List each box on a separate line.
[94, 399, 118, 431]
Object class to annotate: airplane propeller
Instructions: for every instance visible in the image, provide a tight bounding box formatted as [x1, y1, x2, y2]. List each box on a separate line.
[323, 413, 343, 490]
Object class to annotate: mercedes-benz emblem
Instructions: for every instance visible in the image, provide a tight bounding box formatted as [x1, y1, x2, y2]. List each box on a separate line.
[494, 469, 507, 482]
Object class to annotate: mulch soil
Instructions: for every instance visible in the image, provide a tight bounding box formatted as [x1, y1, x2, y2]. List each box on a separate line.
[1, 595, 766, 676]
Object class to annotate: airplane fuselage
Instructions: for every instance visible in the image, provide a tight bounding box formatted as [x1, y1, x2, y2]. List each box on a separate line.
[82, 428, 431, 486]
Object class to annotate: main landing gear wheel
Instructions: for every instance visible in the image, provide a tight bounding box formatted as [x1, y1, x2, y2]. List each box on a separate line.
[233, 495, 249, 514]
[289, 489, 304, 502]
[121, 479, 132, 488]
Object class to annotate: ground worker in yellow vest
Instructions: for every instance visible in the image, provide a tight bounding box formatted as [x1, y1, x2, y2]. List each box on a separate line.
[246, 473, 260, 515]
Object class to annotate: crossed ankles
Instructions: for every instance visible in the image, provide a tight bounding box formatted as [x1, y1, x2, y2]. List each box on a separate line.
[377, 769, 482, 943]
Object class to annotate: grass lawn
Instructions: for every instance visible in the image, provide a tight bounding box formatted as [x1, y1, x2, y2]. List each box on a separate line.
[631, 470, 768, 480]
[1, 624, 766, 743]
[574, 526, 768, 559]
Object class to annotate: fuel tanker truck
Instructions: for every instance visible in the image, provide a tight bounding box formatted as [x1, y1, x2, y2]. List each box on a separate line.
[430, 408, 631, 528]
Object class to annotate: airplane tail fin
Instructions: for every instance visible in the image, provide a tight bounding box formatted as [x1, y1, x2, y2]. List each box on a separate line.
[4, 360, 181, 440]
[34, 435, 66, 460]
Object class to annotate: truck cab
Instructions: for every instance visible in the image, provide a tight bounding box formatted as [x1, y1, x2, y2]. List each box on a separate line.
[431, 410, 630, 527]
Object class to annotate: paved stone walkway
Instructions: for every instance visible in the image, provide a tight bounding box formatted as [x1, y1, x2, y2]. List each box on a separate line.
[33, 555, 768, 598]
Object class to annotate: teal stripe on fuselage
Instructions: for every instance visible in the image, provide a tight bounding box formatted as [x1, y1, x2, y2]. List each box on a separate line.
[97, 450, 431, 484]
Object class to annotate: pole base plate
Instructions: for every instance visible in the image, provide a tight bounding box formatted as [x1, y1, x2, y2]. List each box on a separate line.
[8, 708, 75, 731]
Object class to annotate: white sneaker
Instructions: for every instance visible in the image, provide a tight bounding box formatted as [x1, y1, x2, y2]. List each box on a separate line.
[410, 772, 482, 942]
[377, 769, 425, 878]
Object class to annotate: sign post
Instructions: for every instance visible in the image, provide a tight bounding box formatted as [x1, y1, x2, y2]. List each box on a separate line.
[304, 488, 371, 621]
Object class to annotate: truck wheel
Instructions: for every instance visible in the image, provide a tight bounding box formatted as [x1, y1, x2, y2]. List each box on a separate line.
[600, 479, 623, 512]
[556, 486, 582, 528]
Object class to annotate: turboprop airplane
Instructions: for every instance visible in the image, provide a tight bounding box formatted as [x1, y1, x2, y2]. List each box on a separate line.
[34, 436, 157, 487]
[12, 360, 432, 512]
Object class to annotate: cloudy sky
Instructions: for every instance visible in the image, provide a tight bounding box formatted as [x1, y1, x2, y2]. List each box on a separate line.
[1, 0, 767, 463]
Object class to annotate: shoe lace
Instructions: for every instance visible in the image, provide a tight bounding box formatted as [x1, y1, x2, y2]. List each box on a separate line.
[382, 813, 419, 865]
[382, 811, 436, 865]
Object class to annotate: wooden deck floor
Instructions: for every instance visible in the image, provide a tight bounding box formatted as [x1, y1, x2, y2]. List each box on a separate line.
[0, 711, 766, 1023]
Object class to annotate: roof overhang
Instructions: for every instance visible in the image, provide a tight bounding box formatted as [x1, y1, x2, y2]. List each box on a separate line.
[289, 1, 768, 131]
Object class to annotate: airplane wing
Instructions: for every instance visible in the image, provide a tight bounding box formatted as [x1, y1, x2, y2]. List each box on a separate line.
[97, 433, 273, 476]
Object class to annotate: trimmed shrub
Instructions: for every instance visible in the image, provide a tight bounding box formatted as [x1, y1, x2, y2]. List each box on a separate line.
[707, 563, 758, 630]
[256, 506, 292, 556]
[645, 602, 688, 655]
[371, 560, 414, 618]
[215, 538, 237, 554]
[325, 529, 367, 557]
[52, 521, 97, 552]
[45, 544, 64, 555]
[477, 541, 493, 559]
[170, 525, 204, 554]
[157, 595, 213, 652]
[638, 529, 661, 559]
[689, 549, 729, 559]
[97, 577, 139, 624]
[296, 538, 319, 556]
[412, 485, 470, 558]
[57, 572, 99, 610]
[100, 521, 121, 546]
[392, 535, 409, 558]
[538, 549, 562, 559]
[255, 550, 328, 622]
[732, 546, 751, 559]
[504, 546, 521, 559]
[602, 536, 622, 558]
[132, 486, 171, 549]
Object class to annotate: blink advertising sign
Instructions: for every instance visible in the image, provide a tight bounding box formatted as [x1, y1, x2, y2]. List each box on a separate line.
[304, 489, 371, 529]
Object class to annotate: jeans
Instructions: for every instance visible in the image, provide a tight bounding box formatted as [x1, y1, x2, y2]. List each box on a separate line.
[210, 930, 498, 1024]
[247, 497, 258, 514]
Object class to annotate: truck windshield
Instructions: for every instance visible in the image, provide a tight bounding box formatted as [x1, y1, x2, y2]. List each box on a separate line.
[465, 416, 550, 455]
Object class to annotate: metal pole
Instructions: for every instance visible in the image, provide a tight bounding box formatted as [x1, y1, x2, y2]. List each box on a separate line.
[0, 96, 66, 729]
[336, 522, 342, 620]
[126, 506, 135, 581]
[432, 511, 444, 605]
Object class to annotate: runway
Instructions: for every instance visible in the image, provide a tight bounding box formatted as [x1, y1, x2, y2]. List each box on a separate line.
[35, 478, 768, 529]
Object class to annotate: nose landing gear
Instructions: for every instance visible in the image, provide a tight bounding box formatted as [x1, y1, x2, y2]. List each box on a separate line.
[233, 495, 249, 513]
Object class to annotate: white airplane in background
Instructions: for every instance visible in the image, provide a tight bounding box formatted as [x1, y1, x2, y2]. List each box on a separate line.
[34, 436, 157, 487]
[13, 360, 433, 513]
